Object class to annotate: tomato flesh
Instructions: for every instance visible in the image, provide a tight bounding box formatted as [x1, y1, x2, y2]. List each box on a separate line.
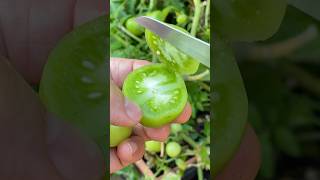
[145, 24, 199, 75]
[123, 64, 188, 128]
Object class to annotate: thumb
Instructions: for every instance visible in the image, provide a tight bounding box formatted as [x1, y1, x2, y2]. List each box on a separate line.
[110, 80, 142, 126]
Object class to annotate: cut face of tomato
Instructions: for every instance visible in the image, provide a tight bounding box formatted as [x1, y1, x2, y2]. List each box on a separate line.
[145, 24, 200, 75]
[123, 64, 188, 128]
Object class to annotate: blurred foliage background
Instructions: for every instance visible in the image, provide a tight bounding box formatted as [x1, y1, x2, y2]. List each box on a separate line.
[235, 5, 320, 180]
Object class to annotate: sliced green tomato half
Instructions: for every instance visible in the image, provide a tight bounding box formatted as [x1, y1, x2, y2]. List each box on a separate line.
[110, 125, 132, 147]
[123, 64, 188, 128]
[212, 36, 248, 175]
[145, 24, 199, 75]
[39, 16, 108, 141]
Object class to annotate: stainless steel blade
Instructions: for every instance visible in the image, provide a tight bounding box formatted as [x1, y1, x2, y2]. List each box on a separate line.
[136, 16, 210, 68]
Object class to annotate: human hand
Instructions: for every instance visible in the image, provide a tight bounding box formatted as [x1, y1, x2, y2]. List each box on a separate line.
[217, 125, 261, 180]
[109, 58, 192, 173]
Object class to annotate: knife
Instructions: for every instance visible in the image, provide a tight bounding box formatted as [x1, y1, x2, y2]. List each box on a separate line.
[135, 16, 210, 68]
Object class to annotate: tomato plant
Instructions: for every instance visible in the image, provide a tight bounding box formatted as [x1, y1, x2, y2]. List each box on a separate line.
[213, 0, 287, 41]
[171, 123, 183, 134]
[166, 142, 182, 158]
[125, 17, 145, 36]
[145, 140, 162, 153]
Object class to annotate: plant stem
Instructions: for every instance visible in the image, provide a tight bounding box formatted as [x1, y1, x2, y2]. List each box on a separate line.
[118, 24, 143, 43]
[197, 165, 204, 180]
[181, 133, 198, 149]
[113, 33, 129, 46]
[148, 0, 156, 11]
[135, 159, 155, 177]
[191, 0, 203, 36]
[205, 0, 210, 27]
[185, 70, 210, 81]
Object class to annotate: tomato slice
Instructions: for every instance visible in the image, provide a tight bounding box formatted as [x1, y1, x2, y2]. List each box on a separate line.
[39, 16, 107, 141]
[145, 24, 200, 75]
[123, 64, 188, 128]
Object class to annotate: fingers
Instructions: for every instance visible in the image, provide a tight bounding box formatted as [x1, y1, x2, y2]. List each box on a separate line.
[110, 136, 145, 174]
[47, 114, 105, 180]
[133, 103, 192, 141]
[133, 124, 171, 142]
[110, 80, 142, 126]
[173, 103, 192, 124]
[216, 125, 261, 180]
[110, 58, 150, 87]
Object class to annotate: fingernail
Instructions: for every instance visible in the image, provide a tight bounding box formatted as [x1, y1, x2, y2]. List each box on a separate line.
[125, 98, 142, 123]
[127, 141, 138, 155]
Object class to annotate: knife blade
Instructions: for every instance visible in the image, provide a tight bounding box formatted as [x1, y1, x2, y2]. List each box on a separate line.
[136, 16, 210, 68]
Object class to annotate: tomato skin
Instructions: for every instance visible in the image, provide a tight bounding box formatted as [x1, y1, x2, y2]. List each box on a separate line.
[123, 64, 188, 128]
[171, 123, 182, 134]
[213, 0, 287, 41]
[145, 24, 200, 75]
[147, 10, 164, 21]
[145, 140, 162, 153]
[176, 14, 187, 25]
[125, 17, 144, 36]
[166, 142, 181, 158]
[110, 125, 132, 147]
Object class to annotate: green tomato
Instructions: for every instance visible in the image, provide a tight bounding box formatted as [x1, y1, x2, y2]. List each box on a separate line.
[171, 123, 182, 134]
[175, 159, 187, 170]
[176, 14, 187, 25]
[145, 24, 200, 75]
[147, 10, 164, 21]
[145, 140, 162, 153]
[110, 125, 132, 147]
[123, 64, 188, 128]
[213, 0, 287, 41]
[166, 142, 181, 158]
[212, 36, 248, 175]
[125, 17, 144, 36]
[40, 16, 107, 141]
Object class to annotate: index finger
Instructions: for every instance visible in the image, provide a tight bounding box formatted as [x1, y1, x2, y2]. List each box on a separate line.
[110, 58, 150, 88]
